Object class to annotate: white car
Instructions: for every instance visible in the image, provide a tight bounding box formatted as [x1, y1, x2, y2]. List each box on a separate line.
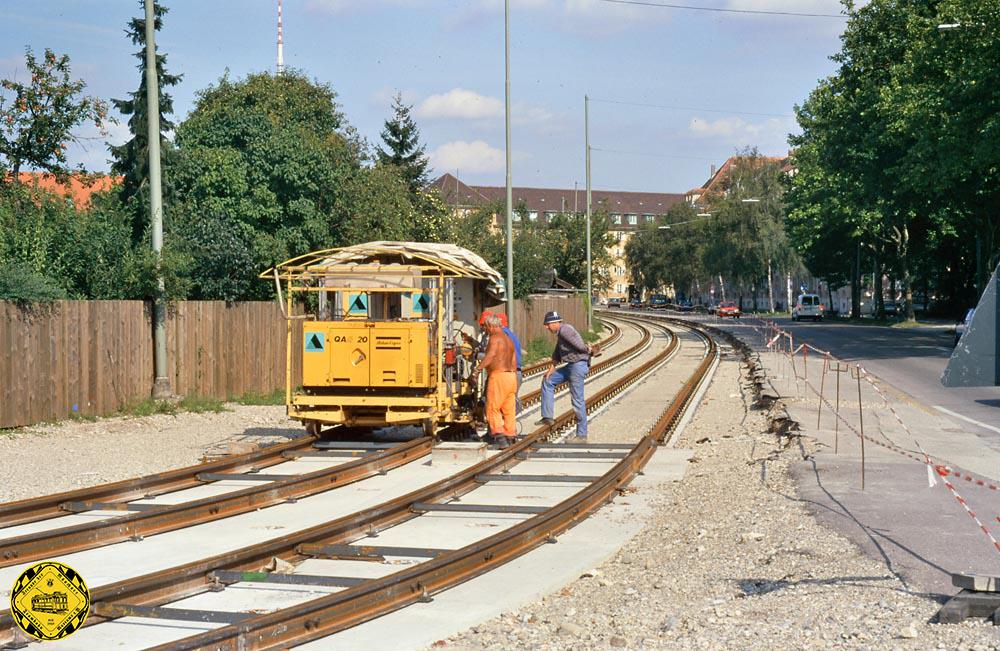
[792, 294, 824, 322]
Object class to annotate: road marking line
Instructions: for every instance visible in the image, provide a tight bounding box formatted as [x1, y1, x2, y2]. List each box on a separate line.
[934, 406, 1000, 435]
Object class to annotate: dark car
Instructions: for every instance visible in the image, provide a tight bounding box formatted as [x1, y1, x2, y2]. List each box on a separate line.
[607, 297, 623, 308]
[677, 301, 693, 312]
[629, 298, 645, 309]
[649, 294, 669, 309]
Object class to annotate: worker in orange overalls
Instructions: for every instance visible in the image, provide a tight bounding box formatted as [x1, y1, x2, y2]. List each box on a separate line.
[474, 313, 517, 449]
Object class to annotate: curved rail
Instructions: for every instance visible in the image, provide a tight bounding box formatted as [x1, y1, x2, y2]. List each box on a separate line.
[148, 317, 713, 650]
[0, 324, 664, 644]
[0, 318, 641, 571]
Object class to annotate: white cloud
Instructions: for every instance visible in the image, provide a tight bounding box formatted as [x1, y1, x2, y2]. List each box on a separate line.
[689, 116, 786, 139]
[416, 89, 504, 120]
[724, 0, 846, 13]
[416, 88, 557, 130]
[429, 140, 505, 174]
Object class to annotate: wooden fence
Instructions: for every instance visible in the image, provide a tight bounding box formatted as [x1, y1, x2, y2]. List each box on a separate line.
[512, 294, 589, 344]
[0, 301, 300, 429]
[0, 295, 585, 429]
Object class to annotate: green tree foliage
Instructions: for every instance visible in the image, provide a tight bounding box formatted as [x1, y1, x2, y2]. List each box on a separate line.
[377, 93, 430, 193]
[547, 209, 615, 292]
[170, 70, 439, 299]
[108, 0, 183, 244]
[0, 48, 108, 180]
[788, 0, 1000, 318]
[627, 153, 794, 307]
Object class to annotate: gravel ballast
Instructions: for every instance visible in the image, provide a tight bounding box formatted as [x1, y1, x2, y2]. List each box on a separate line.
[0, 405, 299, 503]
[434, 352, 1000, 650]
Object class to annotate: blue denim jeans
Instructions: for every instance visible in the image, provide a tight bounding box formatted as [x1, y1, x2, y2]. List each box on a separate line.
[541, 360, 589, 438]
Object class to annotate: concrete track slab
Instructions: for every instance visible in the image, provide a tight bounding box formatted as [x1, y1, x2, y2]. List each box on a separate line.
[0, 456, 469, 591]
[299, 446, 696, 651]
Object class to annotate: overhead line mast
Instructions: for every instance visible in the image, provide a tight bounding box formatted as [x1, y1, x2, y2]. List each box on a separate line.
[277, 0, 285, 75]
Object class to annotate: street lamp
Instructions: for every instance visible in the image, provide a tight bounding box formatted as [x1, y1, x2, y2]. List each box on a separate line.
[504, 0, 514, 331]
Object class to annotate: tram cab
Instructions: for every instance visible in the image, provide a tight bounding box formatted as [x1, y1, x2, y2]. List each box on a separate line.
[263, 242, 505, 436]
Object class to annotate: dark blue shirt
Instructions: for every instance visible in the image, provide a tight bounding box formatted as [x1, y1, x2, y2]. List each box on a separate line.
[502, 326, 522, 369]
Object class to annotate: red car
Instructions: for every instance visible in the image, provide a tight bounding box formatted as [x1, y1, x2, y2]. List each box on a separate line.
[716, 301, 741, 318]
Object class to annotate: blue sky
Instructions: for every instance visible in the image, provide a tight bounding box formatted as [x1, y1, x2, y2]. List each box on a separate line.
[1, 0, 854, 194]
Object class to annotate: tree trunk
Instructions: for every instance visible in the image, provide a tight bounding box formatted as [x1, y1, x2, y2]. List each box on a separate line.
[786, 271, 792, 315]
[719, 275, 726, 302]
[900, 225, 915, 321]
[851, 241, 861, 318]
[767, 259, 774, 313]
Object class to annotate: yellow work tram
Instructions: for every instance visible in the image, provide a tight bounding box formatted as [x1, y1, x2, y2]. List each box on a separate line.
[263, 241, 506, 436]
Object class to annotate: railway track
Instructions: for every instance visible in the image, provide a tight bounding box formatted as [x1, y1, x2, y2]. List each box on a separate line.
[0, 323, 629, 572]
[1, 315, 717, 649]
[0, 317, 658, 646]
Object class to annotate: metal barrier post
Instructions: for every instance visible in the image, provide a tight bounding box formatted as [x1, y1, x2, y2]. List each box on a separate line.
[817, 355, 829, 429]
[856, 364, 865, 491]
[835, 362, 842, 454]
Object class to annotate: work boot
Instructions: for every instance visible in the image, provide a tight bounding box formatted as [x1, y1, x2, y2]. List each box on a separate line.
[534, 417, 555, 427]
[491, 435, 510, 450]
[565, 435, 588, 445]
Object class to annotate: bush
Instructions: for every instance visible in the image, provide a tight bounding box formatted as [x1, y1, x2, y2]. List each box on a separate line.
[0, 260, 67, 305]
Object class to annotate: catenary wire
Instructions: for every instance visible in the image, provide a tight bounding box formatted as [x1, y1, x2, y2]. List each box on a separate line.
[597, 0, 847, 19]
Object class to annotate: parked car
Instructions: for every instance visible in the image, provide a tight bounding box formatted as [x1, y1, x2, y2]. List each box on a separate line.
[717, 301, 741, 318]
[649, 294, 669, 309]
[607, 297, 623, 308]
[955, 308, 975, 346]
[629, 298, 645, 309]
[677, 301, 693, 312]
[883, 300, 899, 317]
[792, 294, 824, 322]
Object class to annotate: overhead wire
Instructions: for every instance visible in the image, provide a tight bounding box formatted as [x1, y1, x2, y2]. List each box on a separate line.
[589, 98, 794, 119]
[596, 0, 848, 19]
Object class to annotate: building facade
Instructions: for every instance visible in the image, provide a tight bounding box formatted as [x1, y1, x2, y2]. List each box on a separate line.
[429, 173, 686, 301]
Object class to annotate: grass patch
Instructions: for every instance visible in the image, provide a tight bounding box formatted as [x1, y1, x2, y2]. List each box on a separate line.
[118, 394, 229, 418]
[177, 395, 229, 413]
[523, 336, 553, 366]
[230, 389, 286, 406]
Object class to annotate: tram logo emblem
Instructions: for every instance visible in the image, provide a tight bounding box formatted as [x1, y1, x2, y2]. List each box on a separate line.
[9, 561, 90, 641]
[305, 332, 325, 352]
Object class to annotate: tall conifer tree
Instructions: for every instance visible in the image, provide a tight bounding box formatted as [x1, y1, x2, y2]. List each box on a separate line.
[377, 93, 429, 193]
[109, 0, 182, 243]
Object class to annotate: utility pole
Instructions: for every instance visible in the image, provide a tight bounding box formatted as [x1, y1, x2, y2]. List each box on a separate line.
[276, 0, 285, 75]
[146, 0, 170, 399]
[504, 0, 514, 331]
[585, 95, 593, 330]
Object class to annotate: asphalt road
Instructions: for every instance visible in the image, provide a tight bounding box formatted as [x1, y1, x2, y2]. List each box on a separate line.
[766, 317, 1000, 449]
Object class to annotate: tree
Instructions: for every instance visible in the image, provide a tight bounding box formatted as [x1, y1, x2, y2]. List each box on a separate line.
[109, 0, 183, 243]
[376, 93, 429, 193]
[0, 48, 108, 180]
[547, 209, 615, 292]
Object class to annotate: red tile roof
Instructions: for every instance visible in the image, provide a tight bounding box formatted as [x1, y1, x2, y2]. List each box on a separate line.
[11, 172, 121, 209]
[429, 174, 686, 227]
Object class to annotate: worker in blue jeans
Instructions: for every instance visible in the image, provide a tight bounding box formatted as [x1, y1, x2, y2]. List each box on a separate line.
[536, 311, 592, 442]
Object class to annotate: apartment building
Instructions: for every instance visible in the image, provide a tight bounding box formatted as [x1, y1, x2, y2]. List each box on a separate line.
[429, 173, 686, 300]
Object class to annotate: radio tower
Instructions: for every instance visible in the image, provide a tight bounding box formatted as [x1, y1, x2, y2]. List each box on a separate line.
[276, 0, 285, 75]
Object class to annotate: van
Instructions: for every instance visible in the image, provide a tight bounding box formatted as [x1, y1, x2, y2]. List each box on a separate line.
[792, 294, 824, 322]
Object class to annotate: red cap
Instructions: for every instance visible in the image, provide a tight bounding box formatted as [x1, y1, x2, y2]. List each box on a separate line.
[478, 310, 494, 326]
[497, 312, 509, 328]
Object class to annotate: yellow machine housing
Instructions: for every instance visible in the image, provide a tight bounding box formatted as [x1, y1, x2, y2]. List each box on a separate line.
[262, 242, 505, 435]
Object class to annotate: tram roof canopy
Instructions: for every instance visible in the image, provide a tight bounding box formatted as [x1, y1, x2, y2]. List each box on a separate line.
[263, 241, 506, 301]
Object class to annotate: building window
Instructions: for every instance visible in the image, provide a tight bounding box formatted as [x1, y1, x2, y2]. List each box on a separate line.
[616, 232, 624, 242]
[644, 214, 655, 223]
[627, 214, 638, 225]
[513, 212, 521, 222]
[612, 214, 622, 225]
[528, 211, 538, 222]
[545, 211, 556, 221]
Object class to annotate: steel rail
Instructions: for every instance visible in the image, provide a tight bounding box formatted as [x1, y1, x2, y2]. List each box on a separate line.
[151, 318, 711, 650]
[0, 435, 320, 530]
[0, 321, 664, 644]
[95, 317, 689, 651]
[0, 318, 637, 572]
[153, 324, 718, 651]
[0, 321, 619, 533]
